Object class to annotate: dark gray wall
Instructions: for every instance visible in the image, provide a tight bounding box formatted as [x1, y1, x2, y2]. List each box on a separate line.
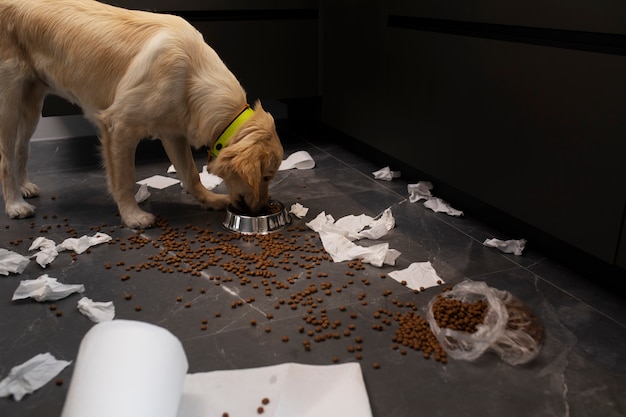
[321, 0, 626, 269]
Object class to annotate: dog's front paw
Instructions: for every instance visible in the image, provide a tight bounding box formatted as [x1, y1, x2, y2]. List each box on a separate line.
[21, 182, 40, 198]
[121, 209, 156, 229]
[6, 201, 36, 219]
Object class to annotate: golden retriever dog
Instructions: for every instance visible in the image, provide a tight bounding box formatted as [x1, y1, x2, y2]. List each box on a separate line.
[0, 0, 283, 228]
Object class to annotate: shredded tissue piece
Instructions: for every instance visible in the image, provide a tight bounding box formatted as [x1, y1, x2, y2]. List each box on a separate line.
[423, 197, 464, 217]
[0, 248, 30, 275]
[0, 353, 71, 401]
[12, 274, 85, 302]
[483, 238, 527, 256]
[77, 297, 115, 322]
[407, 181, 433, 202]
[199, 165, 223, 190]
[372, 166, 401, 181]
[135, 183, 151, 203]
[388, 262, 444, 291]
[290, 203, 309, 218]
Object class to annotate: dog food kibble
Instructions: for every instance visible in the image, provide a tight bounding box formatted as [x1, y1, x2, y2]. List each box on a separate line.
[135, 306, 142, 312]
[257, 406, 265, 414]
[55, 310, 63, 317]
[431, 295, 489, 333]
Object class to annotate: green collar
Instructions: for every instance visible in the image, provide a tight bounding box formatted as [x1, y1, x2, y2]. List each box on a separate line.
[209, 104, 254, 159]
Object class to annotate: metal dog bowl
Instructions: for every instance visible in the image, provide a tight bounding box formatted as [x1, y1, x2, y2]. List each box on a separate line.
[222, 199, 292, 234]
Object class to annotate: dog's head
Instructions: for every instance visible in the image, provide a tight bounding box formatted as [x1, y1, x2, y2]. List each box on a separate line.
[209, 101, 283, 214]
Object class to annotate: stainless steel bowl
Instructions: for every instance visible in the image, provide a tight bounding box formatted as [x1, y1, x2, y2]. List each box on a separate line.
[222, 200, 292, 234]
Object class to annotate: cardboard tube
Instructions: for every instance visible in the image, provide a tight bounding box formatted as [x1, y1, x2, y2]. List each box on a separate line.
[60, 320, 188, 417]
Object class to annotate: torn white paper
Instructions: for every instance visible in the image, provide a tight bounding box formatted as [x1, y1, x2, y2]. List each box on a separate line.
[167, 164, 177, 174]
[317, 230, 400, 267]
[77, 297, 115, 323]
[135, 183, 151, 203]
[199, 165, 223, 190]
[137, 175, 180, 189]
[28, 237, 59, 267]
[0, 353, 71, 401]
[407, 181, 433, 203]
[180, 362, 372, 417]
[372, 166, 401, 181]
[424, 197, 464, 217]
[290, 203, 309, 218]
[306, 209, 399, 267]
[27, 233, 112, 267]
[483, 238, 527, 256]
[57, 232, 112, 255]
[279, 150, 315, 171]
[306, 209, 395, 241]
[12, 274, 85, 302]
[388, 262, 444, 291]
[0, 248, 30, 275]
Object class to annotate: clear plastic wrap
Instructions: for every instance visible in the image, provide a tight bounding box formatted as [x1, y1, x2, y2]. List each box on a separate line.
[427, 280, 543, 365]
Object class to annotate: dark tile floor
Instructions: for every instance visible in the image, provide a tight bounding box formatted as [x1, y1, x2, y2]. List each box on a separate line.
[1, 124, 625, 417]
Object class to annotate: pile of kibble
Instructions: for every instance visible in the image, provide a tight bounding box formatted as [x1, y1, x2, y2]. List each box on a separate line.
[430, 294, 489, 333]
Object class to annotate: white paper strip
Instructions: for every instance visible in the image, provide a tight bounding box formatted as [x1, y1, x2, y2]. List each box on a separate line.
[0, 248, 30, 275]
[0, 353, 71, 401]
[12, 274, 85, 302]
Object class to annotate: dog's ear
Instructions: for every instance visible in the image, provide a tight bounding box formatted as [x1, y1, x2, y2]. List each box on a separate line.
[209, 139, 267, 199]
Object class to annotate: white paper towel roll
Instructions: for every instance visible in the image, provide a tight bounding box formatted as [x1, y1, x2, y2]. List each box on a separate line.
[60, 320, 188, 417]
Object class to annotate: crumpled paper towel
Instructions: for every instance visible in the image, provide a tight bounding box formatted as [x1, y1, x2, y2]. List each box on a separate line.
[0, 248, 30, 275]
[135, 183, 151, 203]
[424, 197, 464, 217]
[290, 203, 309, 218]
[28, 233, 111, 267]
[0, 353, 71, 401]
[318, 231, 400, 267]
[279, 151, 315, 171]
[57, 232, 112, 255]
[12, 274, 85, 302]
[307, 209, 400, 267]
[388, 262, 444, 291]
[29, 236, 59, 268]
[307, 208, 395, 241]
[407, 182, 464, 217]
[407, 181, 433, 202]
[372, 166, 401, 181]
[483, 238, 527, 256]
[77, 297, 115, 322]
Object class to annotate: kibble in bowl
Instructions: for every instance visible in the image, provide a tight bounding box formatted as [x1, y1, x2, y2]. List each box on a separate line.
[222, 199, 291, 235]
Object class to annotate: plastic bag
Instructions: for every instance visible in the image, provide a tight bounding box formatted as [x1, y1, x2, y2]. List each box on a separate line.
[426, 280, 543, 365]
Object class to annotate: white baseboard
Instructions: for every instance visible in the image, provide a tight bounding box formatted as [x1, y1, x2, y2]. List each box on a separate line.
[32, 115, 97, 142]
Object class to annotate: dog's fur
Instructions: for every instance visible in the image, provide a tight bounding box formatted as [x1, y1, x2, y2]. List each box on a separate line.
[0, 0, 283, 228]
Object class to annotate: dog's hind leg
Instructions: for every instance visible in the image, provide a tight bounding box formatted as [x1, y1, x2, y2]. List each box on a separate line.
[16, 82, 46, 199]
[160, 137, 230, 210]
[0, 72, 45, 219]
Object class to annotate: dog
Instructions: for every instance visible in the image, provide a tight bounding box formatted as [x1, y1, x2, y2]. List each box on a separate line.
[0, 0, 283, 228]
